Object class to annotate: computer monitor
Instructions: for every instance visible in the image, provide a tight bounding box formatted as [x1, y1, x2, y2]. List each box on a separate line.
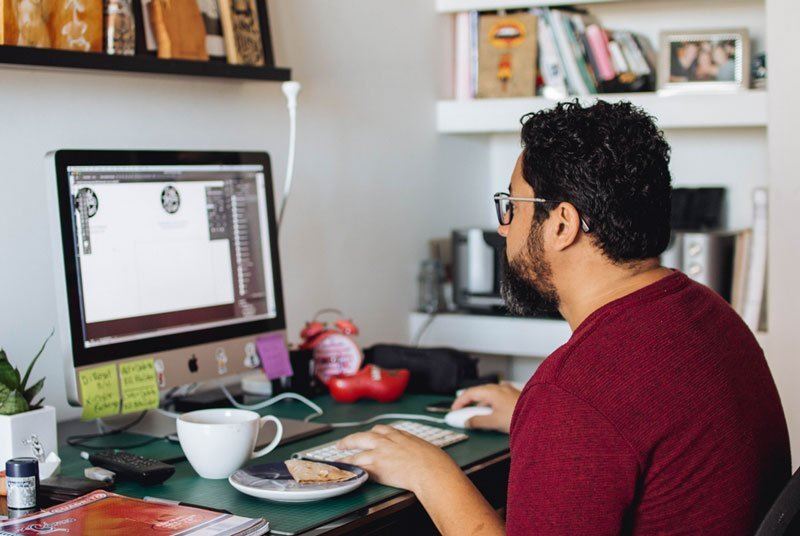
[47, 150, 286, 408]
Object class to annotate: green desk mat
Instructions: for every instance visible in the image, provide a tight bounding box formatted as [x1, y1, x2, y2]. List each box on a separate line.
[59, 394, 509, 535]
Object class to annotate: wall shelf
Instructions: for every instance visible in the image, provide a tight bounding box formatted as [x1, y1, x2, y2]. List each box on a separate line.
[436, 0, 630, 12]
[436, 90, 767, 133]
[409, 312, 767, 360]
[0, 45, 292, 82]
[409, 312, 571, 357]
[435, 0, 740, 12]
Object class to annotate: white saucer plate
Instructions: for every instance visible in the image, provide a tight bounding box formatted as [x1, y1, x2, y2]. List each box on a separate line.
[228, 461, 368, 503]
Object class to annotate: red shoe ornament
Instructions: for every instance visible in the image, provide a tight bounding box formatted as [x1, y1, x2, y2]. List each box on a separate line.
[328, 365, 410, 404]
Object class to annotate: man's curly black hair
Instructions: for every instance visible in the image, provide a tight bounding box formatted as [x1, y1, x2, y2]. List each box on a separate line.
[520, 100, 672, 263]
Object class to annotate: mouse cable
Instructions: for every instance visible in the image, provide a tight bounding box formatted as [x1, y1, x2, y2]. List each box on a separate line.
[219, 384, 324, 422]
[219, 384, 445, 427]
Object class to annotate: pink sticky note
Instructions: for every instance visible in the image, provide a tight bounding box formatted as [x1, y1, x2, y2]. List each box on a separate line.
[257, 333, 293, 380]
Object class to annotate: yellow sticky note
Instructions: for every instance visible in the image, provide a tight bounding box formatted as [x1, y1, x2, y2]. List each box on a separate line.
[119, 358, 160, 414]
[79, 364, 121, 421]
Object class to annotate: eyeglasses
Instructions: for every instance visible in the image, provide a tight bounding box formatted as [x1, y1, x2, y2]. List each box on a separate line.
[493, 192, 591, 232]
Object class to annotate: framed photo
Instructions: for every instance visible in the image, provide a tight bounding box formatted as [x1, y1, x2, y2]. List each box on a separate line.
[659, 28, 750, 93]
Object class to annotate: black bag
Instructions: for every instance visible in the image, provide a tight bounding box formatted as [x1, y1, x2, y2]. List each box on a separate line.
[364, 345, 479, 395]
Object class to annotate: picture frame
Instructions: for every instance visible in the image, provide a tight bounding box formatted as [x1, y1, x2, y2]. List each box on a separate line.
[658, 28, 750, 93]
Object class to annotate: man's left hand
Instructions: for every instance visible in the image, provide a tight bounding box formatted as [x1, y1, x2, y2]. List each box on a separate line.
[337, 424, 462, 494]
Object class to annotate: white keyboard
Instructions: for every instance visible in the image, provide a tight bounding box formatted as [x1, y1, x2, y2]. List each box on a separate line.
[291, 420, 468, 463]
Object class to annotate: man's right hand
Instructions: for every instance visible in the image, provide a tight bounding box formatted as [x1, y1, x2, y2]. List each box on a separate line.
[451, 383, 521, 434]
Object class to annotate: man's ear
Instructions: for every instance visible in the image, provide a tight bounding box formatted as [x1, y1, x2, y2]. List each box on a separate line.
[551, 203, 581, 251]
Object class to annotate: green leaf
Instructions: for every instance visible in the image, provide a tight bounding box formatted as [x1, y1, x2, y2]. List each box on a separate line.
[21, 329, 54, 391]
[23, 378, 45, 405]
[29, 397, 45, 410]
[0, 350, 20, 390]
[0, 383, 11, 407]
[0, 390, 29, 416]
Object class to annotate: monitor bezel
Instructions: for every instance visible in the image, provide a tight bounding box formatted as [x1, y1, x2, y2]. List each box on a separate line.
[53, 149, 286, 368]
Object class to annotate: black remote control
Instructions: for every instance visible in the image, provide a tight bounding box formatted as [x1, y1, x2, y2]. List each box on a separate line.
[88, 450, 175, 486]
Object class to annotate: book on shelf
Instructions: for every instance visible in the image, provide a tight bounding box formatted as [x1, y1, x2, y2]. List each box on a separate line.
[535, 10, 568, 99]
[454, 11, 472, 100]
[0, 490, 269, 535]
[742, 188, 768, 332]
[469, 11, 479, 97]
[730, 228, 752, 315]
[728, 189, 768, 333]
[546, 9, 588, 96]
[585, 23, 615, 82]
[452, 6, 656, 99]
[476, 13, 538, 98]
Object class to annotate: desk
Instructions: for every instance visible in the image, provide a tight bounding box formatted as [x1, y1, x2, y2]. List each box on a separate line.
[57, 394, 510, 535]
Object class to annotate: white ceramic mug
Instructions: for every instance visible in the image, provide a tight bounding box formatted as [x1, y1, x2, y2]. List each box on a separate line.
[177, 408, 283, 479]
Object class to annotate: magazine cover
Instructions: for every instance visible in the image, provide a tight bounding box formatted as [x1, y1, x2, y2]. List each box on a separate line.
[0, 491, 268, 535]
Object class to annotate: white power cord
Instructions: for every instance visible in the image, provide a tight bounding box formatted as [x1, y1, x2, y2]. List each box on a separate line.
[220, 384, 324, 422]
[412, 312, 437, 347]
[219, 384, 445, 428]
[278, 81, 301, 229]
[151, 383, 444, 431]
[156, 408, 181, 420]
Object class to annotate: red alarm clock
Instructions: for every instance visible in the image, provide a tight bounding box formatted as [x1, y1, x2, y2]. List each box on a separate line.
[300, 309, 363, 384]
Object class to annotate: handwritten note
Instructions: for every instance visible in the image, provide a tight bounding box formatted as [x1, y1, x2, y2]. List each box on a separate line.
[258, 333, 293, 380]
[79, 364, 121, 421]
[119, 358, 160, 414]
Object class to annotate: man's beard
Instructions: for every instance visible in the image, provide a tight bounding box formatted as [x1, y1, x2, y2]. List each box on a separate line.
[500, 221, 560, 317]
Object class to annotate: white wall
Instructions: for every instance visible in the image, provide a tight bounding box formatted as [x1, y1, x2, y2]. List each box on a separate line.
[766, 0, 800, 469]
[0, 0, 487, 421]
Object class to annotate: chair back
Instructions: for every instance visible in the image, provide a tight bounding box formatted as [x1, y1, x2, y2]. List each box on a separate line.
[755, 466, 800, 536]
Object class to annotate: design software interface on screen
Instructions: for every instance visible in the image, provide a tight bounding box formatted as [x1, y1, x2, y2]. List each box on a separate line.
[67, 164, 277, 348]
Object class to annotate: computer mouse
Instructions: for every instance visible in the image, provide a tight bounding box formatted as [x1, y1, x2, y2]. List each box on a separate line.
[444, 406, 493, 429]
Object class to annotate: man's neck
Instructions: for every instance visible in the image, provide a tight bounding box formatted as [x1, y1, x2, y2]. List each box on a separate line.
[556, 257, 672, 331]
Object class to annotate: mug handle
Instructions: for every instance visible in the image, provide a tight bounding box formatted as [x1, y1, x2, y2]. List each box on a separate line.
[252, 415, 284, 459]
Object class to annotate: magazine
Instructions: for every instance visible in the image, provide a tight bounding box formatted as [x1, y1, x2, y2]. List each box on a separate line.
[0, 490, 268, 535]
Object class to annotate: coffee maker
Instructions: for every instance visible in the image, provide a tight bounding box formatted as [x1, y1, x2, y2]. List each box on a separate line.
[451, 229, 506, 313]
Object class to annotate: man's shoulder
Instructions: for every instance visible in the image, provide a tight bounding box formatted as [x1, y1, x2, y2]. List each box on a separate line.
[528, 274, 761, 422]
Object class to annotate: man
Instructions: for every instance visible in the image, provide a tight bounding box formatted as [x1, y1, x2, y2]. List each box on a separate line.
[338, 101, 790, 535]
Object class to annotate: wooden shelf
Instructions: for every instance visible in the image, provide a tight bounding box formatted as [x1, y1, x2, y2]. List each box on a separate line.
[437, 90, 767, 133]
[0, 45, 291, 81]
[409, 312, 571, 357]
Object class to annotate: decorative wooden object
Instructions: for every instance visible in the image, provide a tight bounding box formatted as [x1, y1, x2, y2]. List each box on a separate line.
[149, 0, 208, 61]
[218, 0, 263, 66]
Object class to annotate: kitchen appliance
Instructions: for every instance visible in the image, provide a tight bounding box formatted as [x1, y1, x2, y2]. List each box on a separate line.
[452, 229, 506, 313]
[661, 230, 736, 301]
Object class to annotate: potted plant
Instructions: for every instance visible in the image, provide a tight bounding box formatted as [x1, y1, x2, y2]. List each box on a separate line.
[0, 331, 58, 468]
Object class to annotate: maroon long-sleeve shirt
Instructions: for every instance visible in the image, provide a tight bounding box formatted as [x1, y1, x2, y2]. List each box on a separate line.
[507, 271, 790, 535]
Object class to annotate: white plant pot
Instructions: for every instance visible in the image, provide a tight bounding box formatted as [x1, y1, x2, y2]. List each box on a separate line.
[0, 405, 58, 469]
